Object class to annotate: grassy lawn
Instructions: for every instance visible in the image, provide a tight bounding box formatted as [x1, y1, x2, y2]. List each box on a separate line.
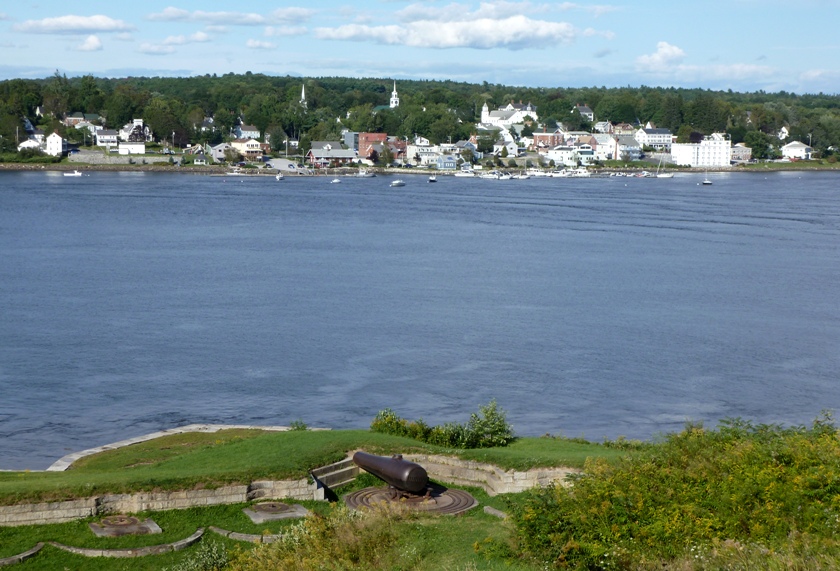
[0, 430, 623, 505]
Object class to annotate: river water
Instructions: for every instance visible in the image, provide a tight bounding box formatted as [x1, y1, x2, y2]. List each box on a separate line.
[1, 170, 838, 469]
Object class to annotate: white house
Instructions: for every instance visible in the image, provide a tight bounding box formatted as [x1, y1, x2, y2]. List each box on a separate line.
[406, 139, 440, 166]
[544, 145, 579, 167]
[96, 129, 118, 147]
[670, 133, 731, 167]
[592, 134, 619, 161]
[781, 140, 812, 160]
[635, 127, 673, 150]
[45, 132, 67, 157]
[480, 101, 538, 128]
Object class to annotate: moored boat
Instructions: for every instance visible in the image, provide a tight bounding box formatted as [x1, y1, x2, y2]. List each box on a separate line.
[390, 179, 406, 187]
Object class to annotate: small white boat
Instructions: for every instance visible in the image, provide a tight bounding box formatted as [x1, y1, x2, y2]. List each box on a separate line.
[275, 172, 284, 181]
[454, 170, 475, 178]
[702, 170, 713, 185]
[63, 170, 83, 177]
[356, 169, 376, 178]
[390, 179, 406, 187]
[512, 172, 530, 180]
[330, 178, 341, 184]
[428, 175, 437, 183]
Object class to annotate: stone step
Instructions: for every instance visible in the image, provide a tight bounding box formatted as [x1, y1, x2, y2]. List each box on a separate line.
[310, 458, 359, 489]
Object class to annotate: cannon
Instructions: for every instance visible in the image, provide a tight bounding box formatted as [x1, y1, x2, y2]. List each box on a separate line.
[352, 451, 429, 494]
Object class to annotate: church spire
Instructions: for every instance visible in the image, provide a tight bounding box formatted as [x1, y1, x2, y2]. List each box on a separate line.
[389, 81, 399, 109]
[300, 83, 307, 109]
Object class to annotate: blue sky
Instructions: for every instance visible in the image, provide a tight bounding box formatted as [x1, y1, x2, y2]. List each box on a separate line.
[1, 0, 838, 94]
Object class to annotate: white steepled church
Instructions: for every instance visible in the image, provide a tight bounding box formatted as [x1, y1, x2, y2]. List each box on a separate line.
[300, 84, 307, 109]
[389, 81, 399, 109]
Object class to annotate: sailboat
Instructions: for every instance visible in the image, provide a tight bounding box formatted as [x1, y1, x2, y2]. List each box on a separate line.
[702, 170, 713, 185]
[655, 156, 674, 178]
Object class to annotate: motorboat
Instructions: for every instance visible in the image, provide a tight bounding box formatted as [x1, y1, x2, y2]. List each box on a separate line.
[428, 175, 437, 183]
[356, 169, 376, 178]
[330, 178, 341, 184]
[63, 170, 83, 177]
[454, 170, 475, 177]
[570, 167, 591, 178]
[390, 179, 406, 187]
[275, 172, 284, 181]
[512, 172, 530, 180]
[702, 170, 713, 185]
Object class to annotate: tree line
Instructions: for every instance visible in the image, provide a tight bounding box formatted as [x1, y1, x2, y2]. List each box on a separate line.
[1, 71, 838, 160]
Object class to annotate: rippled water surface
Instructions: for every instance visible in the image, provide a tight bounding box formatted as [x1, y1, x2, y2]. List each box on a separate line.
[1, 170, 839, 469]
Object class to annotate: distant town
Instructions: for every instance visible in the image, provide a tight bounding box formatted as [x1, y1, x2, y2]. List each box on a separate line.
[2, 74, 836, 172]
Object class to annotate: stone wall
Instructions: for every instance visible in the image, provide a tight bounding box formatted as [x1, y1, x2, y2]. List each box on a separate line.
[0, 479, 315, 527]
[404, 454, 579, 496]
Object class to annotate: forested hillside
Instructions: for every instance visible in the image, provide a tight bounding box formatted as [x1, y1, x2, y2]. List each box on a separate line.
[1, 72, 838, 158]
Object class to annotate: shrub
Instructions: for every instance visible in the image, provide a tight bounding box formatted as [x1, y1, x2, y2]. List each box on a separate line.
[370, 408, 409, 437]
[164, 540, 228, 571]
[507, 413, 840, 569]
[370, 400, 514, 449]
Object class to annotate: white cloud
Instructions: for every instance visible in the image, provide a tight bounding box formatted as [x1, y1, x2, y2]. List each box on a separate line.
[265, 26, 308, 37]
[139, 43, 176, 55]
[247, 39, 275, 49]
[315, 15, 578, 50]
[163, 32, 211, 45]
[76, 35, 103, 51]
[636, 41, 686, 72]
[0, 13, 9, 21]
[14, 14, 134, 34]
[147, 7, 314, 26]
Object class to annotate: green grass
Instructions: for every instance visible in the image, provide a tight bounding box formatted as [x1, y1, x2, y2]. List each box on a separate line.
[0, 476, 542, 570]
[0, 430, 618, 505]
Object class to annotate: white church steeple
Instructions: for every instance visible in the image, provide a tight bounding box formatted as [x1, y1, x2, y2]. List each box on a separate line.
[300, 84, 307, 109]
[389, 81, 399, 109]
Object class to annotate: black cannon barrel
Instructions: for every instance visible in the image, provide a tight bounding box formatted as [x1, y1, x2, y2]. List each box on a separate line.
[352, 451, 429, 494]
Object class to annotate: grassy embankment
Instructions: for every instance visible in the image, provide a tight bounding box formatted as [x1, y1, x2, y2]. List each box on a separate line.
[0, 429, 620, 506]
[0, 429, 620, 570]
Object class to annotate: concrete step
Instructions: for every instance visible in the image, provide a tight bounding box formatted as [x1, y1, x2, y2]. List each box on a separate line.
[310, 457, 359, 489]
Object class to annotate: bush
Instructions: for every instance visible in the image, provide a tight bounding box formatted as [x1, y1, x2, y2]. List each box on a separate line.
[370, 400, 514, 449]
[508, 413, 840, 569]
[164, 540, 228, 571]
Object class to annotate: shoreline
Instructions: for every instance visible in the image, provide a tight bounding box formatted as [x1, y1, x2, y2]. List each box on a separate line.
[1, 162, 838, 175]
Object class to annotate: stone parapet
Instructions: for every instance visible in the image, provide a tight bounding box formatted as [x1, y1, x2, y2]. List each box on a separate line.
[0, 480, 317, 527]
[403, 454, 579, 496]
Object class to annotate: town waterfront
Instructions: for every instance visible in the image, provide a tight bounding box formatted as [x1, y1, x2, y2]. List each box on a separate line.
[1, 170, 839, 470]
